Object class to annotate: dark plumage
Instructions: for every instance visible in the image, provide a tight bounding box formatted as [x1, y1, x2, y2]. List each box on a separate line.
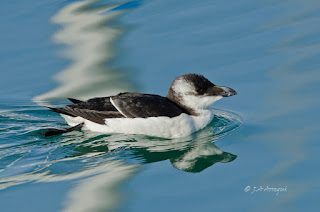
[40, 123, 84, 137]
[67, 98, 83, 104]
[181, 74, 216, 95]
[49, 92, 189, 125]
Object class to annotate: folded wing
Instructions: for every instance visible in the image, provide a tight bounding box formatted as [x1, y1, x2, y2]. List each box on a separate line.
[49, 92, 188, 124]
[111, 92, 188, 118]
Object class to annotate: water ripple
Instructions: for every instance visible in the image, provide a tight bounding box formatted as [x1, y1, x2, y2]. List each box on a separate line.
[0, 104, 242, 190]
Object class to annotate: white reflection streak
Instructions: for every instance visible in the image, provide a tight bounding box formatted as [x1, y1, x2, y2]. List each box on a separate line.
[33, 0, 135, 104]
[62, 161, 138, 212]
[0, 158, 139, 211]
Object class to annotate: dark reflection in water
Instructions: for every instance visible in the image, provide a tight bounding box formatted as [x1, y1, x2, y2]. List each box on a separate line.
[131, 142, 236, 173]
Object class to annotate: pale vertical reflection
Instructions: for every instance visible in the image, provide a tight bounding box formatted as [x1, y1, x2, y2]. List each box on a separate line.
[62, 161, 139, 212]
[33, 0, 136, 104]
[0, 157, 139, 211]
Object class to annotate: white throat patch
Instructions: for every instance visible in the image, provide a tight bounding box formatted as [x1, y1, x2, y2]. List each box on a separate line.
[182, 95, 223, 110]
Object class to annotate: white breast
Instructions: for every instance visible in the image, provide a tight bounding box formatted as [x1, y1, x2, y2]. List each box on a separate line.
[61, 110, 214, 138]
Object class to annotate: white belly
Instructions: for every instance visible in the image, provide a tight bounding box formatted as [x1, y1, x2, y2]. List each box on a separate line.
[61, 110, 214, 138]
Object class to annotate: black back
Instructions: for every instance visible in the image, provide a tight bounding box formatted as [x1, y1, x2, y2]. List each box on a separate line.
[49, 92, 189, 124]
[112, 93, 189, 118]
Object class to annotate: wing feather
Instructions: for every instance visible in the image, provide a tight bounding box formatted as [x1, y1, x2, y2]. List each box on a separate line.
[111, 93, 188, 118]
[49, 93, 187, 124]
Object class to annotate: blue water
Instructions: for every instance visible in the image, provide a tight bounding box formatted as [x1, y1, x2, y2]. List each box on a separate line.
[1, 0, 319, 211]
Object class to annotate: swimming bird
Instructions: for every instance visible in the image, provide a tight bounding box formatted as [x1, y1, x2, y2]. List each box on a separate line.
[42, 74, 237, 138]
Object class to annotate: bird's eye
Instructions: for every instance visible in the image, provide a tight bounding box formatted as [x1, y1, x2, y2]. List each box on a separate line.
[197, 88, 206, 95]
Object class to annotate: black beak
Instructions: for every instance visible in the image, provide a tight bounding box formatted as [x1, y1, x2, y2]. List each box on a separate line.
[217, 86, 237, 97]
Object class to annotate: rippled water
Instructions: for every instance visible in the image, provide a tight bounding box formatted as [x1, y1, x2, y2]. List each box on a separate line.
[0, 102, 241, 211]
[1, 0, 320, 211]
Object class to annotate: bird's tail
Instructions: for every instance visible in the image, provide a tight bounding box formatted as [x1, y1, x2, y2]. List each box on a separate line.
[48, 106, 76, 117]
[39, 123, 84, 137]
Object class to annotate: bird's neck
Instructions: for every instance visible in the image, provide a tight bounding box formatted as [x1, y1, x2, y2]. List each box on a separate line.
[167, 88, 199, 116]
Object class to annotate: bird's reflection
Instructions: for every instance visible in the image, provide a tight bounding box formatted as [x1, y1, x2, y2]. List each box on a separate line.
[121, 139, 236, 173]
[171, 143, 236, 172]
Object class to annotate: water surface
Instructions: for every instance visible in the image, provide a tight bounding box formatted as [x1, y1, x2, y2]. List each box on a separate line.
[0, 0, 319, 211]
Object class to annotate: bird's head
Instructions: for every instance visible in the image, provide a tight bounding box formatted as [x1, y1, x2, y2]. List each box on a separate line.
[167, 74, 237, 115]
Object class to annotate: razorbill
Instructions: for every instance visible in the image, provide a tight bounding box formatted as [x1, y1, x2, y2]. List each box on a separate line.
[42, 74, 237, 138]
